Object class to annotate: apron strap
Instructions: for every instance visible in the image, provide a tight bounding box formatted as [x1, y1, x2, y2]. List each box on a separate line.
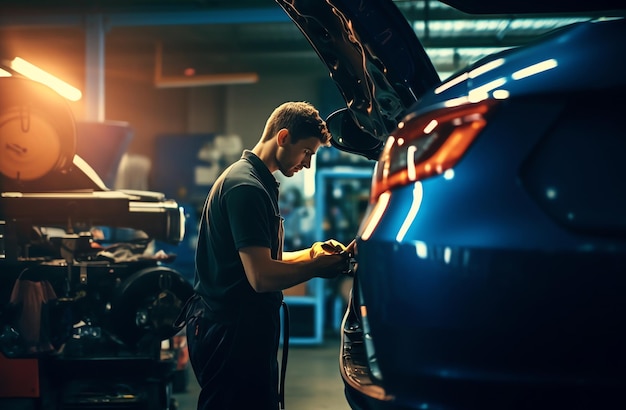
[279, 300, 290, 409]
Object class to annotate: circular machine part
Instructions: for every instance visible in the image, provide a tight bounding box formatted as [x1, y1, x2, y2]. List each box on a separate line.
[0, 76, 76, 181]
[110, 266, 194, 348]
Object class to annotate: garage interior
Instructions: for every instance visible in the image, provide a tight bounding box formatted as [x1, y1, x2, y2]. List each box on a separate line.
[0, 0, 606, 159]
[0, 1, 623, 409]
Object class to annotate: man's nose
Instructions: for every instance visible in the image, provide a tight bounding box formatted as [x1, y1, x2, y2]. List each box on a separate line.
[302, 157, 311, 168]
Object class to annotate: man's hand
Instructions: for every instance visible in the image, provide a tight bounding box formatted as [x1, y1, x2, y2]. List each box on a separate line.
[311, 239, 356, 278]
[310, 239, 352, 258]
[312, 253, 352, 279]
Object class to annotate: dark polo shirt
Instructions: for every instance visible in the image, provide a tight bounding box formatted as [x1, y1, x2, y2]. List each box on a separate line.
[193, 150, 283, 321]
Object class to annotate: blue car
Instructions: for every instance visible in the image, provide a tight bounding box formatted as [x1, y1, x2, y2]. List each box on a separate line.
[277, 0, 626, 409]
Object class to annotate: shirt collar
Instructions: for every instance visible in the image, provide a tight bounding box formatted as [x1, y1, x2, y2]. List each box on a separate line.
[241, 150, 280, 191]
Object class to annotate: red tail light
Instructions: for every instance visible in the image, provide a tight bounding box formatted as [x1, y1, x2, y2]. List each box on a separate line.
[371, 100, 498, 201]
[173, 335, 189, 370]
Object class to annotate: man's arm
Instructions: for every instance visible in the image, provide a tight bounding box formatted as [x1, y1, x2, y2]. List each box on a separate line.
[282, 238, 352, 262]
[282, 248, 311, 262]
[239, 246, 348, 293]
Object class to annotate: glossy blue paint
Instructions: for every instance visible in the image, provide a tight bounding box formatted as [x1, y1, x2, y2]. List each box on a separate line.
[342, 13, 626, 410]
[279, 1, 626, 408]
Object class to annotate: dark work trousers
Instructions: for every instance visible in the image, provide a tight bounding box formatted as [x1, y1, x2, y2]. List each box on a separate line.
[186, 295, 281, 410]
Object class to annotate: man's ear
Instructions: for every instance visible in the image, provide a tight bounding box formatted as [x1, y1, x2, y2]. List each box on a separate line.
[276, 129, 290, 147]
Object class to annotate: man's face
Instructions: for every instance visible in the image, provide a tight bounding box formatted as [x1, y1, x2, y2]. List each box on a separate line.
[276, 135, 322, 177]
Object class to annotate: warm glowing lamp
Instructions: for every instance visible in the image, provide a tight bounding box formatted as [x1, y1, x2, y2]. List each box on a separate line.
[9, 57, 82, 101]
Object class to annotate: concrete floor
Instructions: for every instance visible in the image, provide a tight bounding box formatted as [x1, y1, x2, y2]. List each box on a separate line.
[172, 336, 352, 410]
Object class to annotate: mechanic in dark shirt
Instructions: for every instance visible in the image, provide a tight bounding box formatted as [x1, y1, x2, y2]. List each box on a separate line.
[184, 101, 351, 410]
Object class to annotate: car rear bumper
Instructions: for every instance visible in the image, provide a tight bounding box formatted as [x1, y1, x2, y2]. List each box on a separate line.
[340, 237, 626, 409]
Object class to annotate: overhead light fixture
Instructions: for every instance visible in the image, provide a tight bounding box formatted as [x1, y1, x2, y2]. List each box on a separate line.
[154, 42, 258, 88]
[9, 57, 82, 101]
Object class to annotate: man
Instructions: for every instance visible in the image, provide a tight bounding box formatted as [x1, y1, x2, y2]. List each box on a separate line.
[184, 101, 351, 410]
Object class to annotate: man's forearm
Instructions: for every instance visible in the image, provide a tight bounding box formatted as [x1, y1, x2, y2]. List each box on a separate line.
[282, 248, 311, 262]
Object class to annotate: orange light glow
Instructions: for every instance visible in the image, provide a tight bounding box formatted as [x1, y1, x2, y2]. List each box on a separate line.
[10, 57, 82, 101]
[360, 192, 391, 241]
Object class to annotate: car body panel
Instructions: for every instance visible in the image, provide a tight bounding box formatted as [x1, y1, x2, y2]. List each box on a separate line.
[277, 0, 626, 408]
[351, 35, 626, 410]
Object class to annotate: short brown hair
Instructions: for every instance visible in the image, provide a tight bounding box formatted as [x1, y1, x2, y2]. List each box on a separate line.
[261, 101, 331, 146]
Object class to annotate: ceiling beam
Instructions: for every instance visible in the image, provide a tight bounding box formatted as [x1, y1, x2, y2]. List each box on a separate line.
[0, 7, 290, 28]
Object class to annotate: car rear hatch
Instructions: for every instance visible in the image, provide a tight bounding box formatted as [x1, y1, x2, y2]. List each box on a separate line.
[275, 0, 441, 155]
